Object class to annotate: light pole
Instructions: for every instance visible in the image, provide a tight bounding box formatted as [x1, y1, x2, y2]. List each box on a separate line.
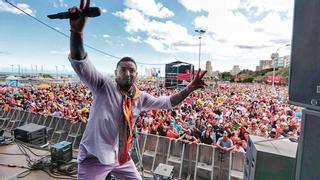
[55, 65, 58, 79]
[195, 29, 206, 69]
[62, 65, 65, 78]
[10, 65, 14, 74]
[18, 64, 20, 76]
[271, 44, 290, 89]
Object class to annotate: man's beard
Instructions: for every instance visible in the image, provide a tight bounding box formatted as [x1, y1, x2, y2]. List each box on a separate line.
[117, 78, 132, 91]
[123, 79, 131, 90]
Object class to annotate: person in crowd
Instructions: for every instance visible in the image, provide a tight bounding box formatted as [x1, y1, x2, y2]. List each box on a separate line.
[232, 141, 245, 153]
[166, 123, 179, 139]
[216, 131, 234, 153]
[140, 121, 150, 135]
[200, 124, 216, 145]
[176, 129, 200, 144]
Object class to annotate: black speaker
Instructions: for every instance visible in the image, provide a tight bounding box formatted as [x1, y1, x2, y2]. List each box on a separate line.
[288, 0, 320, 111]
[51, 141, 72, 165]
[295, 109, 320, 180]
[14, 123, 47, 146]
[244, 135, 297, 180]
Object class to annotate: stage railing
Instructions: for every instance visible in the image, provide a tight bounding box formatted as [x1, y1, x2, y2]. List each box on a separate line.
[132, 133, 245, 180]
[0, 107, 85, 149]
[0, 107, 245, 179]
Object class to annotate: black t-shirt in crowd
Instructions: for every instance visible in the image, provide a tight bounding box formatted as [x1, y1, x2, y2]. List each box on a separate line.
[201, 133, 214, 145]
[157, 125, 167, 136]
[192, 129, 202, 139]
[213, 125, 223, 140]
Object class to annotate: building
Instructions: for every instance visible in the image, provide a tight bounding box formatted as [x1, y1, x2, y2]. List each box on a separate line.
[256, 60, 272, 71]
[283, 55, 290, 67]
[205, 60, 213, 77]
[230, 65, 241, 76]
[274, 57, 284, 68]
[274, 55, 291, 68]
[256, 66, 262, 72]
[260, 60, 272, 70]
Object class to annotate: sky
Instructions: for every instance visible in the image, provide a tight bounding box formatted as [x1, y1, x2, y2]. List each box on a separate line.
[0, 0, 294, 76]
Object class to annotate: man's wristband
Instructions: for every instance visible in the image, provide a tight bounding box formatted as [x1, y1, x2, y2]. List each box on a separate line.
[70, 29, 83, 34]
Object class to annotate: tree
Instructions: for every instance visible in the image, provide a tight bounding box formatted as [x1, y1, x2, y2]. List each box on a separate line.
[42, 74, 53, 78]
[221, 72, 233, 81]
[243, 76, 254, 83]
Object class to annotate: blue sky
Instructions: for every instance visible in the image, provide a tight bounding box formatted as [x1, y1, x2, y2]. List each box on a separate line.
[0, 0, 293, 75]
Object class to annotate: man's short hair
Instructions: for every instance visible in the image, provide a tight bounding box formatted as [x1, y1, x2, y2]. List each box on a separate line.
[116, 57, 137, 69]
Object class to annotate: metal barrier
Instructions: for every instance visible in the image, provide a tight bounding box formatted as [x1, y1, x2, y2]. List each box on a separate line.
[134, 132, 245, 180]
[0, 108, 15, 129]
[0, 108, 245, 179]
[229, 152, 245, 180]
[0, 108, 86, 149]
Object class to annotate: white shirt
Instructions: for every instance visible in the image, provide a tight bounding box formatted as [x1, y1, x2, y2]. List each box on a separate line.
[69, 56, 172, 164]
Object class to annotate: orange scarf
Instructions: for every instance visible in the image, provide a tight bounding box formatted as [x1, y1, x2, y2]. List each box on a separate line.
[118, 85, 140, 165]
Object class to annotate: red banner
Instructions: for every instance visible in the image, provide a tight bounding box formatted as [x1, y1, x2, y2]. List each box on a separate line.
[266, 75, 281, 84]
[274, 75, 280, 83]
[266, 75, 272, 83]
[177, 73, 191, 80]
[177, 69, 191, 80]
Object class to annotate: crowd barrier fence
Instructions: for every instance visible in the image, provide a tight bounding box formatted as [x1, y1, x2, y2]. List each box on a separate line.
[0, 107, 245, 179]
[0, 107, 85, 149]
[132, 133, 245, 180]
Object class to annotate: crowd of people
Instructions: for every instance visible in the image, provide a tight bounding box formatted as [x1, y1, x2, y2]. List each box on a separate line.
[135, 81, 301, 152]
[0, 84, 91, 123]
[0, 80, 301, 152]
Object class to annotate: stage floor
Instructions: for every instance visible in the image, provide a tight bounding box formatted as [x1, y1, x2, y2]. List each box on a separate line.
[0, 138, 78, 180]
[0, 141, 158, 180]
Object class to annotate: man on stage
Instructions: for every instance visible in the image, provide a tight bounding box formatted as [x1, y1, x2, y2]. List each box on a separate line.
[68, 1, 207, 179]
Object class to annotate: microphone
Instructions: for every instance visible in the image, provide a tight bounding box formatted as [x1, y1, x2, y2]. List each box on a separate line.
[47, 7, 101, 19]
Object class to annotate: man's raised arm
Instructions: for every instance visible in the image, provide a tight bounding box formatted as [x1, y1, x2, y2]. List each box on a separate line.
[170, 69, 207, 107]
[67, 4, 106, 92]
[69, 7, 88, 60]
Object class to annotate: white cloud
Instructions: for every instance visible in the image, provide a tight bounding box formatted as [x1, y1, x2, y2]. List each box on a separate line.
[116, 0, 294, 70]
[0, 1, 35, 16]
[178, 0, 215, 12]
[124, 0, 174, 18]
[115, 8, 212, 54]
[178, 0, 294, 69]
[101, 8, 107, 13]
[59, 0, 68, 8]
[144, 37, 172, 53]
[52, 0, 68, 8]
[114, 8, 146, 32]
[103, 34, 110, 38]
[128, 36, 142, 43]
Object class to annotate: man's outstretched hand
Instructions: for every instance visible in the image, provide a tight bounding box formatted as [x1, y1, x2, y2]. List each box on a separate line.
[69, 0, 90, 60]
[169, 69, 207, 107]
[69, 0, 90, 33]
[188, 69, 207, 91]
